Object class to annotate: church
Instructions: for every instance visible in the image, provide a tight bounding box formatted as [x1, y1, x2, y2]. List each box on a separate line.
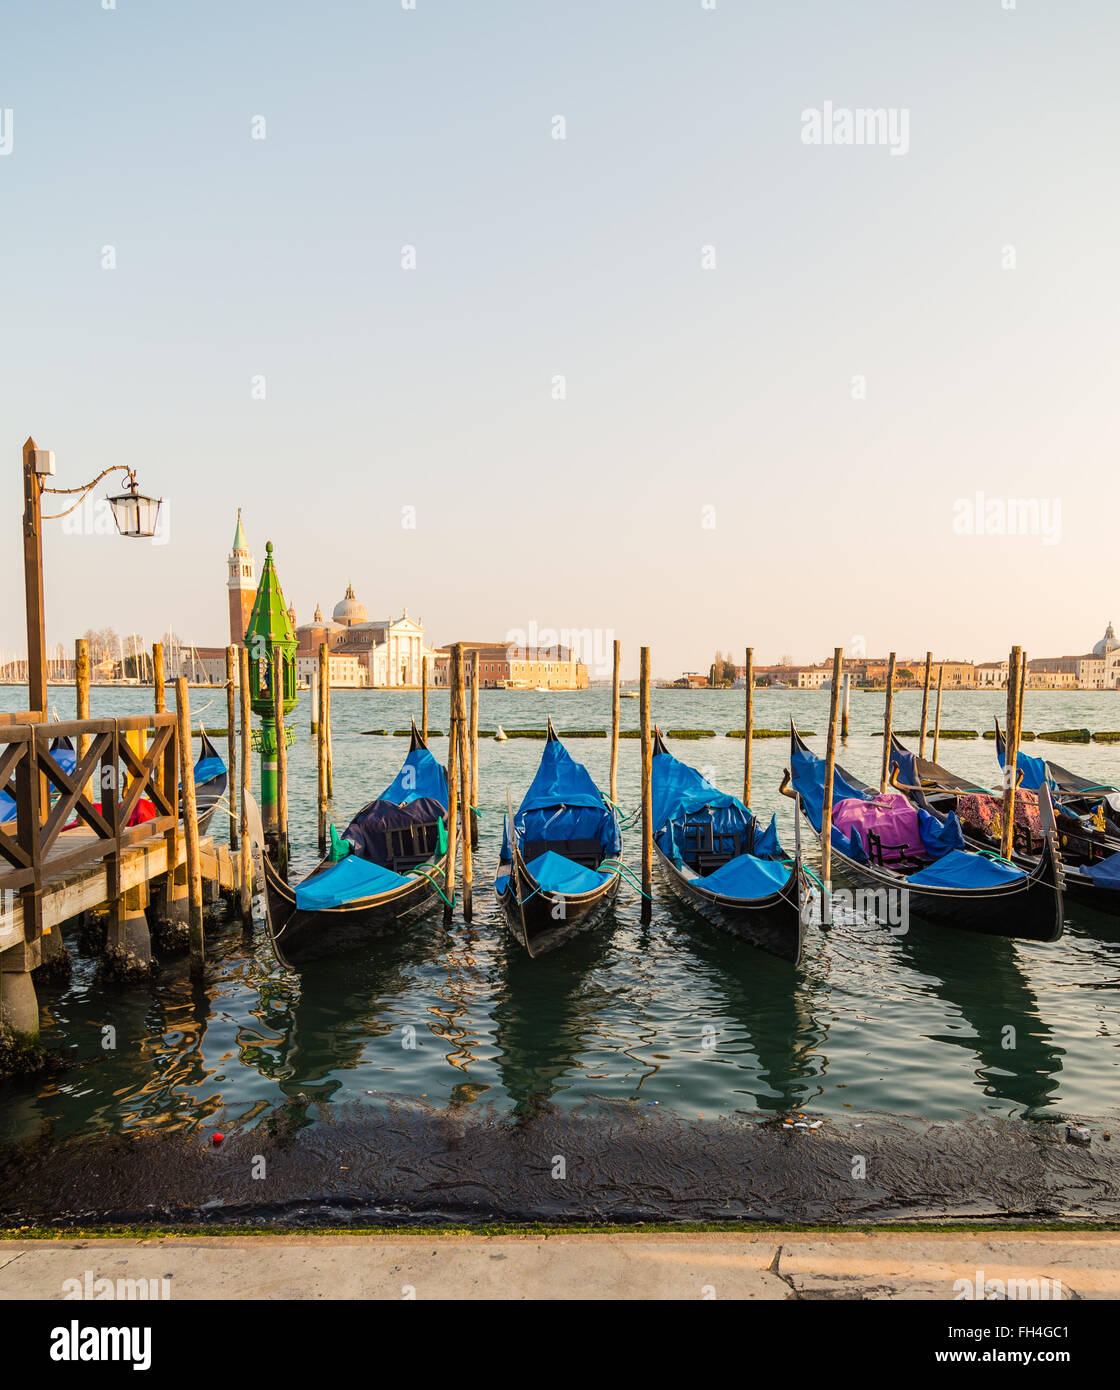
[294, 586, 436, 688]
[228, 515, 437, 688]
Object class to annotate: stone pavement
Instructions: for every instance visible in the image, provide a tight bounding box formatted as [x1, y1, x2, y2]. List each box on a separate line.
[1, 1231, 1117, 1300]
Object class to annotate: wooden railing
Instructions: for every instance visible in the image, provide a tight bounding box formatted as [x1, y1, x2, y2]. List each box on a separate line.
[0, 714, 179, 940]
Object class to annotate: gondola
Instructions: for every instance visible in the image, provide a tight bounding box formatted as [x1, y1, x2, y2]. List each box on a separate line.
[1, 735, 77, 824]
[260, 721, 450, 967]
[496, 719, 621, 956]
[785, 723, 1064, 942]
[651, 728, 808, 964]
[192, 729, 228, 836]
[995, 719, 1120, 837]
[891, 730, 1120, 916]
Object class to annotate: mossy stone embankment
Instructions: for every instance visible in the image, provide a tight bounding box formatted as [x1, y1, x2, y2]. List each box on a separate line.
[0, 1023, 47, 1082]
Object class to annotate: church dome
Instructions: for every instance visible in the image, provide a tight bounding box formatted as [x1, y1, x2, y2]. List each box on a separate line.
[1093, 621, 1118, 657]
[332, 583, 368, 626]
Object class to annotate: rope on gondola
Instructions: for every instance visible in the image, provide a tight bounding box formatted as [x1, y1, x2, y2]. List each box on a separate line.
[403, 863, 455, 909]
[597, 859, 652, 898]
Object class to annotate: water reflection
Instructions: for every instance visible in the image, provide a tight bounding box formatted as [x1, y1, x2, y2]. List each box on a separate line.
[491, 921, 619, 1119]
[664, 899, 829, 1113]
[894, 926, 1065, 1117]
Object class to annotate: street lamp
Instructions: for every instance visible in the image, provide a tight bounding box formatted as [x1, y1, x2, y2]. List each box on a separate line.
[21, 436, 164, 715]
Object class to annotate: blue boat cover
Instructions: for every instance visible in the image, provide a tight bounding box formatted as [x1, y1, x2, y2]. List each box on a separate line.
[194, 755, 225, 785]
[523, 850, 609, 895]
[693, 853, 791, 899]
[294, 854, 412, 910]
[906, 849, 1025, 889]
[1083, 851, 1120, 889]
[502, 738, 618, 859]
[995, 743, 1053, 793]
[789, 745, 871, 832]
[652, 748, 782, 863]
[50, 739, 77, 777]
[381, 745, 448, 808]
[2, 740, 78, 821]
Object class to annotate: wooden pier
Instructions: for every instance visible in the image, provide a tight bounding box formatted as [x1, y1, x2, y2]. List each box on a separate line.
[0, 707, 245, 1040]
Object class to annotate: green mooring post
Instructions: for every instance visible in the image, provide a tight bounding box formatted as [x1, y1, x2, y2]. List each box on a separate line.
[244, 541, 298, 869]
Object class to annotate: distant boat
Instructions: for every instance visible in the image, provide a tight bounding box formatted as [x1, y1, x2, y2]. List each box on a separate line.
[494, 726, 509, 742]
[620, 690, 639, 700]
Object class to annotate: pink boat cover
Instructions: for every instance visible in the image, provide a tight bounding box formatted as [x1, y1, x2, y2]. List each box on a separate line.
[832, 793, 924, 861]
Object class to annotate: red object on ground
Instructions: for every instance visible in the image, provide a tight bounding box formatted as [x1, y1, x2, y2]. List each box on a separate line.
[212, 1133, 224, 1145]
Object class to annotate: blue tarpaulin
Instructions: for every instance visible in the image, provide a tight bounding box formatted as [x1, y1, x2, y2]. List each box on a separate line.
[693, 853, 791, 899]
[996, 743, 1054, 793]
[381, 745, 448, 808]
[3, 740, 77, 821]
[918, 809, 966, 858]
[1083, 852, 1120, 889]
[194, 755, 225, 785]
[652, 747, 781, 864]
[789, 745, 871, 832]
[294, 854, 411, 910]
[523, 850, 609, 895]
[906, 849, 1025, 889]
[502, 738, 618, 860]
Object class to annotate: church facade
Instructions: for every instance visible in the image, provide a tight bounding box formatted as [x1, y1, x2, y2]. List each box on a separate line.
[293, 584, 438, 688]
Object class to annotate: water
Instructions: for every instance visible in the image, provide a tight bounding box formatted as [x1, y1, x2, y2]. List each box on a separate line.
[3, 684, 1120, 1151]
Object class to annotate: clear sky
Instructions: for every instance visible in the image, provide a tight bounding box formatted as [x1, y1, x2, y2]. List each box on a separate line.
[3, 0, 1117, 677]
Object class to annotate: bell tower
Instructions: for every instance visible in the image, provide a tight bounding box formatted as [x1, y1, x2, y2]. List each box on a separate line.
[228, 509, 256, 645]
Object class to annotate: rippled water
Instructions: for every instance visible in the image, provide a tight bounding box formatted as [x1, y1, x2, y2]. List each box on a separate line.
[2, 683, 1119, 1147]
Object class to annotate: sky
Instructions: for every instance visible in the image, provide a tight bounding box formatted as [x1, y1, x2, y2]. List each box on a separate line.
[2, 0, 1118, 678]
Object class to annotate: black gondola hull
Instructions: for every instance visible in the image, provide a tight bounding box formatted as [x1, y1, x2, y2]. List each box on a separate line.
[792, 727, 1064, 943]
[262, 852, 446, 968]
[496, 857, 619, 956]
[654, 843, 806, 964]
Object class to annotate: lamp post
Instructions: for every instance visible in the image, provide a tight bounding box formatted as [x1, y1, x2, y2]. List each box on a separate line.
[244, 542, 298, 862]
[21, 435, 163, 714]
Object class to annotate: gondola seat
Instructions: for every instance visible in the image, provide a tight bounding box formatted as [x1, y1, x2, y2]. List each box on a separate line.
[520, 836, 602, 869]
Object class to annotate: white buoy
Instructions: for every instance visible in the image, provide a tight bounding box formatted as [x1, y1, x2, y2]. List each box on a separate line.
[494, 725, 508, 742]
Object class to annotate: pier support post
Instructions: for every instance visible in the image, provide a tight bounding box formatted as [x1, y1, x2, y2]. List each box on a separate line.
[0, 939, 42, 1038]
[176, 679, 206, 972]
[103, 882, 154, 978]
[33, 922, 72, 984]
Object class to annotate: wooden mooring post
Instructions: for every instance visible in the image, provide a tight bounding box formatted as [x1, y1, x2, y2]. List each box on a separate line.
[226, 646, 238, 851]
[919, 651, 933, 759]
[325, 674, 334, 799]
[175, 678, 205, 971]
[932, 665, 945, 764]
[820, 647, 844, 926]
[1000, 646, 1024, 861]
[238, 646, 253, 931]
[609, 639, 621, 807]
[470, 649, 479, 848]
[457, 644, 472, 921]
[273, 644, 288, 878]
[840, 672, 850, 741]
[152, 641, 165, 714]
[75, 637, 90, 797]
[422, 655, 429, 743]
[317, 642, 328, 855]
[443, 646, 461, 925]
[879, 652, 897, 793]
[743, 646, 754, 805]
[639, 646, 652, 925]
